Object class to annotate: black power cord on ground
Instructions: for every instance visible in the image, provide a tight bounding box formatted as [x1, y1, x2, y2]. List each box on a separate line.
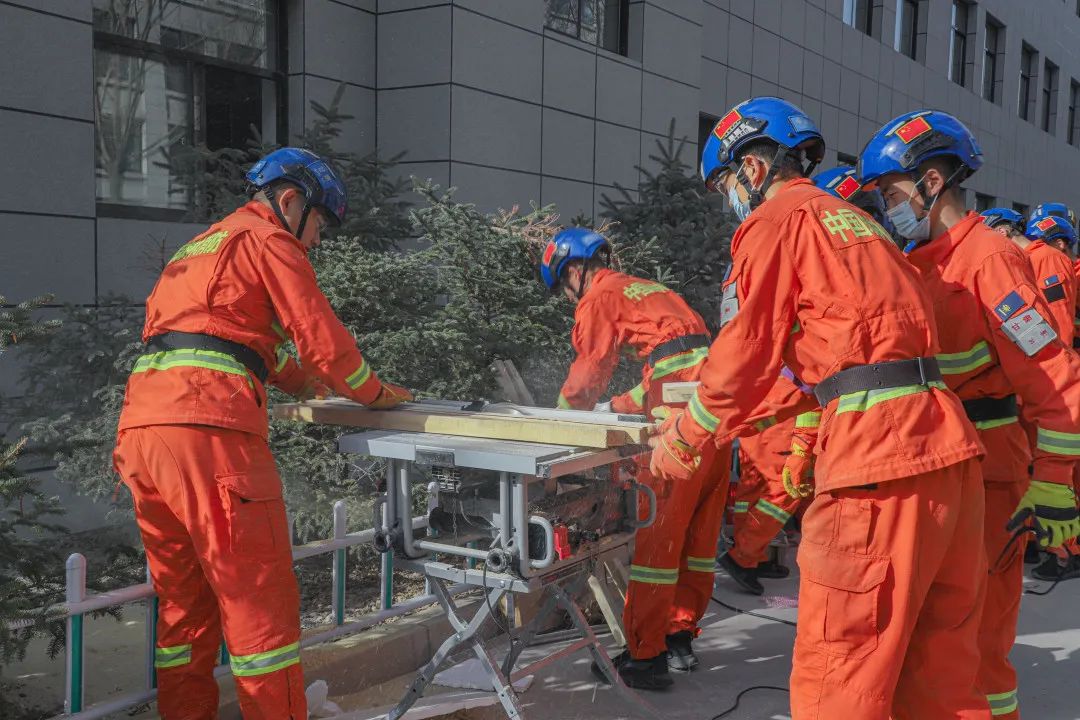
[703, 592, 797, 718]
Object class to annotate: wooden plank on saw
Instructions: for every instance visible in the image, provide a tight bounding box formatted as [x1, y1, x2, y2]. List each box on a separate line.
[272, 399, 652, 448]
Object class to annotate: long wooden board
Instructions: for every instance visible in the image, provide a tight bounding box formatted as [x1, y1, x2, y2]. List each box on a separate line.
[272, 399, 652, 449]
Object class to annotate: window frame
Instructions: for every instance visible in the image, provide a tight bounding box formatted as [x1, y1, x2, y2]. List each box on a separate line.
[544, 0, 629, 56]
[896, 0, 927, 62]
[1019, 43, 1037, 123]
[93, 1, 287, 220]
[1068, 79, 1080, 147]
[1042, 57, 1059, 134]
[948, 0, 973, 88]
[982, 14, 1004, 104]
[974, 192, 994, 213]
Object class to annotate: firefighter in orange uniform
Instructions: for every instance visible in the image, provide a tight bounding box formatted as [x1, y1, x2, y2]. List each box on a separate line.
[113, 148, 413, 719]
[653, 97, 992, 719]
[860, 111, 1080, 719]
[541, 227, 729, 689]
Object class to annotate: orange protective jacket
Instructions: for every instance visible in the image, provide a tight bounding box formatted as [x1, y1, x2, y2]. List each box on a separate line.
[905, 214, 1080, 486]
[679, 179, 981, 492]
[118, 202, 384, 438]
[1024, 240, 1076, 346]
[557, 269, 709, 412]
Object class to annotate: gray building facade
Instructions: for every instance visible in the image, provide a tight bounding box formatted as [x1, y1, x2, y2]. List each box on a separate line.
[5, 0, 1080, 311]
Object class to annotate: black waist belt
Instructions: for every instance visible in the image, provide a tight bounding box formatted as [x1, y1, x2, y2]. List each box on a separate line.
[813, 357, 942, 407]
[647, 334, 711, 366]
[962, 395, 1018, 423]
[145, 332, 269, 383]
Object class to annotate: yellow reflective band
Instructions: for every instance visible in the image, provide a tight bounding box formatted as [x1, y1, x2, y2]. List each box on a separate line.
[273, 345, 289, 373]
[556, 393, 571, 409]
[169, 230, 229, 264]
[651, 346, 709, 381]
[688, 391, 720, 433]
[345, 361, 372, 389]
[133, 350, 253, 388]
[230, 641, 301, 678]
[629, 564, 679, 585]
[795, 411, 821, 429]
[686, 556, 716, 573]
[1036, 427, 1080, 456]
[937, 341, 993, 375]
[754, 417, 777, 432]
[733, 501, 750, 513]
[835, 381, 947, 415]
[987, 689, 1017, 716]
[974, 416, 1018, 431]
[755, 498, 792, 524]
[154, 644, 192, 669]
[628, 383, 646, 407]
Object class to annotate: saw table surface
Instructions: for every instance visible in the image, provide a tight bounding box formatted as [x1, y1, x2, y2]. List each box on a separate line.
[339, 430, 647, 478]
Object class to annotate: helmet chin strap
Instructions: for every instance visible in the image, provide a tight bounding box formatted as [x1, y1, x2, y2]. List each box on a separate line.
[735, 146, 792, 210]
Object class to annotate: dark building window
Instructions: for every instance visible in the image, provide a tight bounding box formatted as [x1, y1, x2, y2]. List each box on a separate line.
[545, 0, 629, 56]
[949, 1, 973, 88]
[1042, 59, 1059, 134]
[698, 113, 719, 159]
[843, 0, 884, 39]
[896, 0, 927, 62]
[92, 0, 282, 214]
[975, 193, 994, 213]
[837, 151, 859, 167]
[982, 15, 1004, 104]
[1019, 43, 1037, 122]
[1013, 202, 1029, 217]
[1069, 81, 1080, 146]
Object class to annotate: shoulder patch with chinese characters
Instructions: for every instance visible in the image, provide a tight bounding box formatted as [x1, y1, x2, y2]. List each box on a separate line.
[818, 208, 892, 246]
[622, 281, 668, 302]
[996, 294, 1058, 356]
[168, 230, 230, 265]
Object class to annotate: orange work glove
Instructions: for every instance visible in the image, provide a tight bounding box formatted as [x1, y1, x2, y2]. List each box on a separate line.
[781, 436, 814, 499]
[366, 381, 415, 410]
[647, 406, 701, 482]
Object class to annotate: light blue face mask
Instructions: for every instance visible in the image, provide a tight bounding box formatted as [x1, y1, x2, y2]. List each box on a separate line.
[728, 185, 752, 222]
[887, 173, 933, 251]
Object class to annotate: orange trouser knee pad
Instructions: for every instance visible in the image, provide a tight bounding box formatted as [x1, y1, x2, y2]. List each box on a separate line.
[114, 425, 307, 720]
[624, 443, 731, 659]
[790, 460, 991, 720]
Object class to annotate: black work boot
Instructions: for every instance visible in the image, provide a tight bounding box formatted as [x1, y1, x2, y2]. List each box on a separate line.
[1032, 554, 1080, 581]
[665, 630, 698, 672]
[756, 558, 791, 579]
[1025, 541, 1043, 564]
[591, 650, 673, 691]
[718, 551, 764, 595]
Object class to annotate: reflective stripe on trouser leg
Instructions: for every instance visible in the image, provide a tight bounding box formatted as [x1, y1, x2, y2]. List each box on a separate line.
[230, 641, 301, 677]
[987, 690, 1018, 717]
[154, 644, 192, 669]
[628, 565, 679, 585]
[685, 556, 716, 573]
[729, 492, 798, 569]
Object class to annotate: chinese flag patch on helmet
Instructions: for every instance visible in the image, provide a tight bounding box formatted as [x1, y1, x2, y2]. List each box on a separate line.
[713, 109, 743, 140]
[1036, 216, 1058, 232]
[542, 241, 557, 266]
[895, 115, 932, 144]
[835, 175, 862, 200]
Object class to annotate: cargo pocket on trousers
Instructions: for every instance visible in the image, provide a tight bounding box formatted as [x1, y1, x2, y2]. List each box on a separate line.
[799, 540, 889, 660]
[215, 472, 287, 557]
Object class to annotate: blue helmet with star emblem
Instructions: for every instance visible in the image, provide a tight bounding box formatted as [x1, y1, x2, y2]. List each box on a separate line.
[1026, 214, 1078, 249]
[1030, 202, 1078, 232]
[539, 227, 611, 290]
[813, 165, 892, 233]
[858, 110, 983, 187]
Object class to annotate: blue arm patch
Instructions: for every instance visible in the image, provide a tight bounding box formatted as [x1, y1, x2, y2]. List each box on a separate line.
[994, 291, 1026, 321]
[1044, 275, 1061, 287]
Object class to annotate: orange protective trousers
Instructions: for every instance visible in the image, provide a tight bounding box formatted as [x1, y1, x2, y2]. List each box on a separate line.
[791, 459, 989, 720]
[730, 422, 801, 569]
[114, 425, 306, 719]
[623, 441, 731, 659]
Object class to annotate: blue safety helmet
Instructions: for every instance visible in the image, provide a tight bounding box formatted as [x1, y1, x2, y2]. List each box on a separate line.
[1030, 202, 1078, 231]
[700, 97, 825, 203]
[858, 110, 983, 189]
[980, 208, 1025, 233]
[246, 147, 348, 237]
[812, 165, 891, 232]
[540, 227, 611, 291]
[1026, 214, 1079, 249]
